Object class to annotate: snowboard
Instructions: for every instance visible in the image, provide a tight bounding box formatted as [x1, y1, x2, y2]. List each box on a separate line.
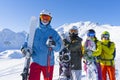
[21, 16, 37, 80]
[84, 39, 96, 61]
[83, 38, 99, 80]
[59, 48, 71, 80]
[84, 39, 96, 51]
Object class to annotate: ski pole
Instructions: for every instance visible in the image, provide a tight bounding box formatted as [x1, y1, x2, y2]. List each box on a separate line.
[47, 47, 52, 80]
[46, 36, 53, 80]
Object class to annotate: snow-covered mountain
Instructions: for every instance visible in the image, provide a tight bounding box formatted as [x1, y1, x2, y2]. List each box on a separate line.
[1, 21, 120, 52]
[0, 21, 120, 80]
[0, 16, 37, 52]
[57, 21, 120, 51]
[0, 28, 27, 52]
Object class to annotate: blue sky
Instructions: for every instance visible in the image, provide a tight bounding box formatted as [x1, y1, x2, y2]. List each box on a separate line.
[0, 0, 120, 32]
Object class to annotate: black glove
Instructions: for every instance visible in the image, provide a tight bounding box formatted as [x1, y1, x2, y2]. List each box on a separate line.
[63, 39, 70, 47]
[46, 36, 56, 48]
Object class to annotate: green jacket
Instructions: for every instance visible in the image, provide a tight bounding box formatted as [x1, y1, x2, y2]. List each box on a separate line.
[100, 40, 115, 66]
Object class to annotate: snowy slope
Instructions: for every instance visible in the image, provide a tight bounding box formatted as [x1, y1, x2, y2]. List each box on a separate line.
[0, 21, 120, 80]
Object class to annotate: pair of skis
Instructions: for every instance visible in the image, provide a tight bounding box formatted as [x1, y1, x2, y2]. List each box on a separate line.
[21, 48, 31, 80]
[21, 17, 37, 80]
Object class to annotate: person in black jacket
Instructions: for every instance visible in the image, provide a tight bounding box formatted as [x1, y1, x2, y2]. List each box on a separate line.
[62, 26, 83, 80]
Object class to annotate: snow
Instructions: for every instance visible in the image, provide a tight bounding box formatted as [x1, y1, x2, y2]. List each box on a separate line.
[0, 29, 27, 52]
[0, 21, 120, 80]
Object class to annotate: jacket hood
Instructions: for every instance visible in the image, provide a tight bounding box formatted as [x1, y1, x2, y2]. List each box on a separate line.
[39, 20, 52, 32]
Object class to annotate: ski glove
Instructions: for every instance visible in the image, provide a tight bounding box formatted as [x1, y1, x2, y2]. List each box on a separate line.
[46, 37, 56, 48]
[63, 39, 70, 47]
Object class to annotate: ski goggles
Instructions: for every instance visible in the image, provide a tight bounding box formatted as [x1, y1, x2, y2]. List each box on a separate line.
[40, 14, 51, 22]
[87, 33, 95, 37]
[101, 34, 109, 39]
[69, 29, 78, 34]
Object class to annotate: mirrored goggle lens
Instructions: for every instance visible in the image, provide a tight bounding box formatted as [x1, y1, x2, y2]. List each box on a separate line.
[40, 14, 51, 21]
[87, 33, 95, 37]
[69, 29, 78, 34]
[102, 34, 109, 38]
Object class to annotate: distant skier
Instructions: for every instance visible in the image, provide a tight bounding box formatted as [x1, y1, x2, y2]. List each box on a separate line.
[60, 26, 83, 80]
[100, 31, 116, 80]
[21, 9, 62, 80]
[83, 29, 102, 80]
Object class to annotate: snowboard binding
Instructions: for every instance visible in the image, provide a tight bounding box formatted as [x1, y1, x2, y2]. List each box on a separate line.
[59, 48, 71, 63]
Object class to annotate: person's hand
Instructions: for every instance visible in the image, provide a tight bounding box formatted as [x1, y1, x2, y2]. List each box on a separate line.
[87, 50, 93, 57]
[21, 47, 32, 56]
[46, 36, 56, 48]
[21, 48, 27, 55]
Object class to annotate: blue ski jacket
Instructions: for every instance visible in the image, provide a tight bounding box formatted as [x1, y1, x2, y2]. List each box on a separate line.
[22, 23, 62, 66]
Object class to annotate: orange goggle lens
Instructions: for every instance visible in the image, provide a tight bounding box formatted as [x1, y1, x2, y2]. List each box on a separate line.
[40, 14, 51, 22]
[69, 29, 78, 34]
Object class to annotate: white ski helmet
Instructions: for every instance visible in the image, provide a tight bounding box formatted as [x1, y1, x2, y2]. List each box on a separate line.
[71, 26, 78, 30]
[69, 26, 78, 35]
[40, 9, 51, 17]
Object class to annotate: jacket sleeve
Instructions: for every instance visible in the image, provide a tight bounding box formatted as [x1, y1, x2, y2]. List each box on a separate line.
[53, 32, 63, 52]
[82, 42, 87, 54]
[92, 41, 102, 57]
[102, 42, 115, 55]
[81, 42, 88, 59]
[21, 35, 28, 50]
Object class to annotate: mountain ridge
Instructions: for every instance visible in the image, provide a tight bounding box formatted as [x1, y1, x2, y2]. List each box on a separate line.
[0, 21, 120, 52]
